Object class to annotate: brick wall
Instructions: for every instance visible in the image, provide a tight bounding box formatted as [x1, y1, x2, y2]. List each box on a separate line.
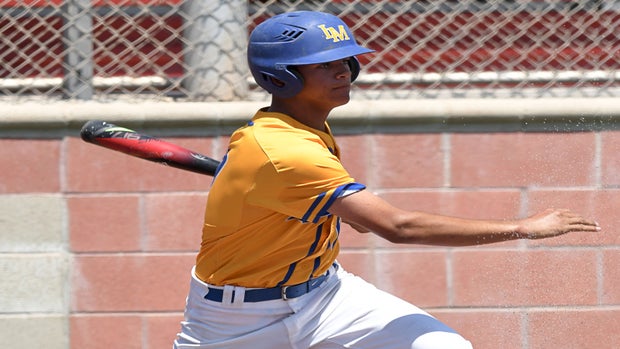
[1, 109, 619, 349]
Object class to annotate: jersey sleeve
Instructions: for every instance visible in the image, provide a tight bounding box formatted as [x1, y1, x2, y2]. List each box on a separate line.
[247, 132, 365, 223]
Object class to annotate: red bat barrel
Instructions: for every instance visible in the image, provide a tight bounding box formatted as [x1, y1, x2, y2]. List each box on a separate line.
[80, 120, 220, 176]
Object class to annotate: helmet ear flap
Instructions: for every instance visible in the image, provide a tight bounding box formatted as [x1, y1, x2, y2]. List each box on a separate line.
[287, 66, 304, 93]
[259, 67, 304, 99]
[348, 56, 361, 82]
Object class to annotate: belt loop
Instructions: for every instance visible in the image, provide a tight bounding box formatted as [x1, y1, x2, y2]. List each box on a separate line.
[232, 287, 245, 306]
[222, 285, 235, 304]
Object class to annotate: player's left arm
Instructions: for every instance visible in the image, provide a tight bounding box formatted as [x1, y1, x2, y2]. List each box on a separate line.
[343, 219, 371, 234]
[329, 189, 601, 246]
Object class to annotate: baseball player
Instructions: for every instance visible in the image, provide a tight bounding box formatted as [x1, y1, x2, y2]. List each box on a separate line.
[173, 11, 600, 349]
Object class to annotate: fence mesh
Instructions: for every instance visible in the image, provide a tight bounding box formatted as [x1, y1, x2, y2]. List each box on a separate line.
[1, 0, 618, 102]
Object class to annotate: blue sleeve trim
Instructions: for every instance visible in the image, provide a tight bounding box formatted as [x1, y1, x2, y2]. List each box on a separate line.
[307, 182, 365, 224]
[301, 191, 326, 223]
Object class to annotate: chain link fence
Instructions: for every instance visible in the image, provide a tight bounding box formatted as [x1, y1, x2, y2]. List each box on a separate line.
[1, 0, 618, 102]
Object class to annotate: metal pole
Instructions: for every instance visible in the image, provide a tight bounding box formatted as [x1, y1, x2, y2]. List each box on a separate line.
[62, 0, 93, 100]
[181, 0, 248, 101]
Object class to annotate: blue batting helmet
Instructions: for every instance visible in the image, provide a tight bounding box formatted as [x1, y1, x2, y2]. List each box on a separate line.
[248, 11, 374, 98]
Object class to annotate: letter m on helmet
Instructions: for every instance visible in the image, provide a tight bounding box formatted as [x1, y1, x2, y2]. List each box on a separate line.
[318, 24, 350, 43]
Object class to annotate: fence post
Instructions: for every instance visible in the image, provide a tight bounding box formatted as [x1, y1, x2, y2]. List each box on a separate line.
[181, 0, 248, 101]
[61, 0, 93, 100]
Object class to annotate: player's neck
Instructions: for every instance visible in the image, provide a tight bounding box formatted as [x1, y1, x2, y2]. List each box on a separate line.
[268, 99, 330, 132]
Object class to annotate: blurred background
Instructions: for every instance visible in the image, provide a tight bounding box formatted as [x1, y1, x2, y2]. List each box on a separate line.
[2, 0, 618, 102]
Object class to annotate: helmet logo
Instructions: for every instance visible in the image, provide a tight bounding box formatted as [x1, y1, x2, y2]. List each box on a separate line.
[317, 24, 350, 43]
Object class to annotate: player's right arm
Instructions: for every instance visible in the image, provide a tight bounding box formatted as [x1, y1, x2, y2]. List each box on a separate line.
[329, 189, 601, 246]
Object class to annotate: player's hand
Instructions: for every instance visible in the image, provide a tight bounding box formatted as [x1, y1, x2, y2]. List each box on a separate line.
[518, 209, 600, 239]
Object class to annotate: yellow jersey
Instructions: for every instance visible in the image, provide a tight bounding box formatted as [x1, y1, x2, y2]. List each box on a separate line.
[195, 109, 364, 288]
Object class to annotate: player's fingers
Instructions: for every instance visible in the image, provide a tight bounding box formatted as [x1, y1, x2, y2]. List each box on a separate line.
[569, 223, 601, 232]
[567, 218, 601, 232]
[555, 210, 599, 229]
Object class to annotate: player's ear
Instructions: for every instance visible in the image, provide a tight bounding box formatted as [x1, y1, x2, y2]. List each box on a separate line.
[268, 66, 304, 96]
[269, 76, 285, 87]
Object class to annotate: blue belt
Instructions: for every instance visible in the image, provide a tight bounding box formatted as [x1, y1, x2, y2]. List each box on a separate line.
[204, 270, 331, 303]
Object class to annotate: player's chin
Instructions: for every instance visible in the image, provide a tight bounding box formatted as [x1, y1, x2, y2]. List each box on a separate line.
[331, 87, 351, 104]
[331, 96, 350, 108]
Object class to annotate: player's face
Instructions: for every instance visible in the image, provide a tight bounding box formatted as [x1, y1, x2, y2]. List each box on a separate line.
[294, 58, 353, 109]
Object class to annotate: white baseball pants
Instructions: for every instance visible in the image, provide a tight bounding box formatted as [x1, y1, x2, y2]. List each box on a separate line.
[174, 263, 473, 349]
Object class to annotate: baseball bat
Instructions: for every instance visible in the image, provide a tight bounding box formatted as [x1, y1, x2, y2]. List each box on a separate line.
[80, 120, 220, 176]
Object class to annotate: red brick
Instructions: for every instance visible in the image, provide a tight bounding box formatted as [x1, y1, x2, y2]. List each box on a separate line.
[452, 250, 598, 306]
[528, 309, 620, 349]
[602, 250, 620, 304]
[143, 193, 206, 251]
[68, 196, 141, 252]
[380, 190, 521, 218]
[375, 250, 449, 307]
[215, 134, 231, 154]
[527, 189, 620, 246]
[72, 254, 195, 311]
[337, 250, 375, 284]
[336, 134, 369, 184]
[71, 313, 185, 349]
[66, 136, 216, 192]
[145, 314, 185, 349]
[369, 134, 444, 188]
[70, 315, 142, 349]
[338, 223, 373, 249]
[451, 133, 596, 187]
[601, 131, 620, 186]
[0, 139, 60, 193]
[433, 310, 523, 349]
